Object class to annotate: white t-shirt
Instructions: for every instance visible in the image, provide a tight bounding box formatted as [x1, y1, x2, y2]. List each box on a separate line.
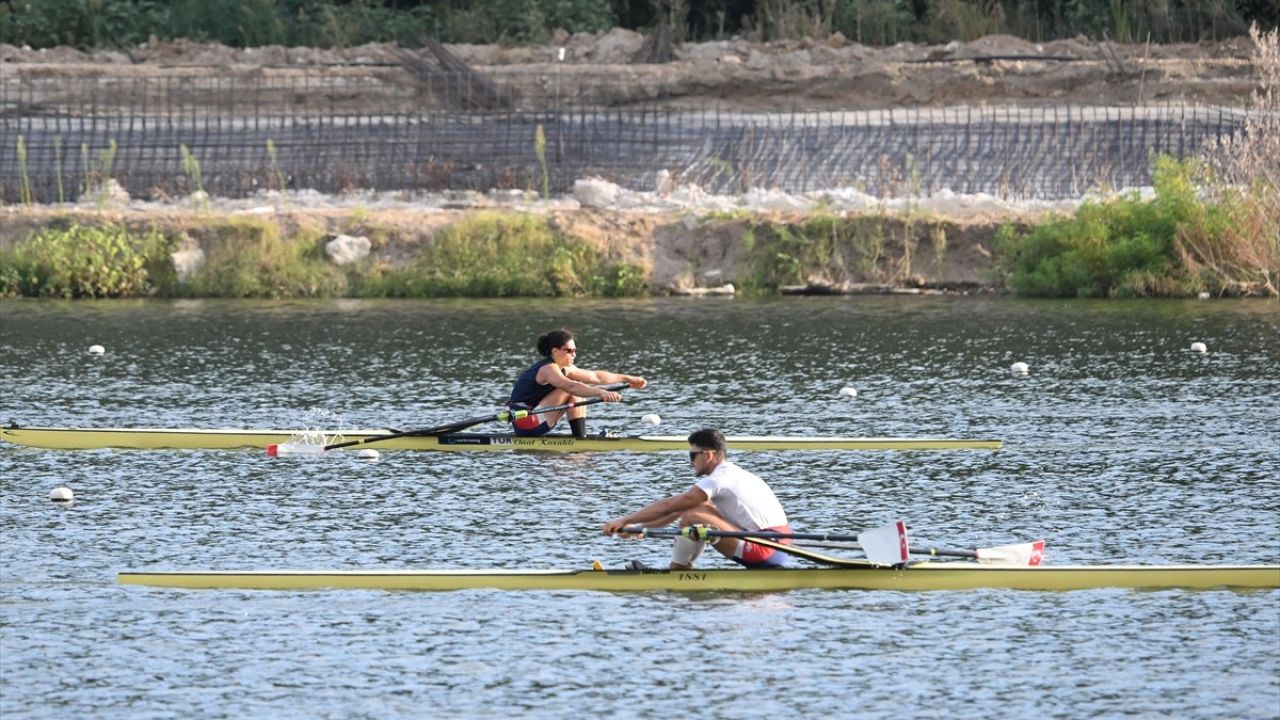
[694, 460, 788, 530]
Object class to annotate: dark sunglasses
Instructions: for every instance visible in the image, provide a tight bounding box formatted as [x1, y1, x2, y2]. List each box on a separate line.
[689, 450, 708, 461]
[557, 347, 578, 354]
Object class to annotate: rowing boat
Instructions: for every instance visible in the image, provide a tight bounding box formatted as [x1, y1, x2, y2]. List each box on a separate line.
[117, 563, 1280, 593]
[0, 425, 1002, 452]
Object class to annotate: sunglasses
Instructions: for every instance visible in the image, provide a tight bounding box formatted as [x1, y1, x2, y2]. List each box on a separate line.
[689, 450, 708, 461]
[557, 347, 578, 354]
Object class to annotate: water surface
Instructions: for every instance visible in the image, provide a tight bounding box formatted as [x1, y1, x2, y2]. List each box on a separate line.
[2, 297, 1277, 718]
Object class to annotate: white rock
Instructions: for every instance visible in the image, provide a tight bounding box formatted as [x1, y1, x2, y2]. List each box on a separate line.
[655, 169, 675, 195]
[79, 178, 130, 204]
[1011, 361, 1029, 375]
[325, 234, 371, 266]
[170, 246, 206, 282]
[88, 344, 105, 355]
[573, 177, 621, 208]
[1190, 342, 1207, 353]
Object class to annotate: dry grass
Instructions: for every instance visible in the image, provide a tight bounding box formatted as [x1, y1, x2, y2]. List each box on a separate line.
[1194, 24, 1280, 296]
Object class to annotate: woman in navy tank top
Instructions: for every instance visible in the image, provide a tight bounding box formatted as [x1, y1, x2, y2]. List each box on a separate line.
[508, 328, 647, 438]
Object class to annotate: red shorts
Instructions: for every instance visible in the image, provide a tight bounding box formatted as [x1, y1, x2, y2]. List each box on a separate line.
[736, 525, 792, 568]
[510, 403, 552, 436]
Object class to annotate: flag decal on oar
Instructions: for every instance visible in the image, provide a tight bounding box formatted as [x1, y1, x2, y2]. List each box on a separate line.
[977, 540, 1046, 566]
[857, 520, 910, 566]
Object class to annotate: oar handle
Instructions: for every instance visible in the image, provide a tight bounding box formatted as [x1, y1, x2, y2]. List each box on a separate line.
[627, 526, 982, 560]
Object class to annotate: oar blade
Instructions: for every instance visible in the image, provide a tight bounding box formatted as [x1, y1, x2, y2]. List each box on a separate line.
[976, 539, 1046, 566]
[857, 520, 910, 566]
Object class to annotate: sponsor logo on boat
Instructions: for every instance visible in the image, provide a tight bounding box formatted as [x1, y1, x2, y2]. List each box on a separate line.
[438, 436, 490, 445]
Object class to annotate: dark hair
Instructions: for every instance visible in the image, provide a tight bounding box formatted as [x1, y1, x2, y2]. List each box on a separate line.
[536, 329, 576, 357]
[687, 428, 727, 455]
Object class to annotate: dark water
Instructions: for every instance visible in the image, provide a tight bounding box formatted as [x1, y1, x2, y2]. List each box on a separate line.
[2, 296, 1277, 719]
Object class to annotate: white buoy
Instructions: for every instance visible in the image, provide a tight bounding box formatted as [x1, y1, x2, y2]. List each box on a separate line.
[1011, 362, 1029, 375]
[356, 449, 380, 461]
[1190, 342, 1207, 353]
[88, 344, 105, 355]
[1197, 291, 1211, 300]
[838, 386, 858, 398]
[50, 487, 74, 504]
[641, 413, 662, 426]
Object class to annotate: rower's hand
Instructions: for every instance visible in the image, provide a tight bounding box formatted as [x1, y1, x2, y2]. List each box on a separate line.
[627, 376, 647, 389]
[599, 390, 623, 402]
[602, 519, 641, 537]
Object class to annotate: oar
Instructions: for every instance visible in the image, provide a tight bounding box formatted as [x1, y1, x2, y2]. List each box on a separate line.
[268, 382, 630, 456]
[627, 523, 1045, 566]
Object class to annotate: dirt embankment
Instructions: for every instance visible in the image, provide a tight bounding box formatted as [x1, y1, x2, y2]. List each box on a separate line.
[1, 30, 1260, 111]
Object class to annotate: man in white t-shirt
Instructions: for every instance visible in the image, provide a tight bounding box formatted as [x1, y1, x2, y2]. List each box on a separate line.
[602, 428, 792, 570]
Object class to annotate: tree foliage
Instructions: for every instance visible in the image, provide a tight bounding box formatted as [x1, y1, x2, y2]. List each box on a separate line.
[1, 0, 1273, 49]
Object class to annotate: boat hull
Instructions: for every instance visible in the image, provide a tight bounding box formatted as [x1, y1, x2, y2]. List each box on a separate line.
[117, 564, 1280, 593]
[1, 426, 1002, 452]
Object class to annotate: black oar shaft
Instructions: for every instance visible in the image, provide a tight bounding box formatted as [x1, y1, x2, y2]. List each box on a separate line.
[324, 382, 629, 450]
[630, 526, 979, 560]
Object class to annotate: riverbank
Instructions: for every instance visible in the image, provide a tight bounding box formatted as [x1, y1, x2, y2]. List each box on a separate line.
[2, 159, 1275, 299]
[0, 201, 1006, 299]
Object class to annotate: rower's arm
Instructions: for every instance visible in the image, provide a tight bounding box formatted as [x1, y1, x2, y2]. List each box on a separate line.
[540, 366, 619, 399]
[603, 487, 708, 534]
[567, 367, 647, 389]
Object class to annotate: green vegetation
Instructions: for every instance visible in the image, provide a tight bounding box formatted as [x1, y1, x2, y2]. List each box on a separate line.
[1, 0, 1270, 50]
[180, 217, 345, 298]
[0, 212, 646, 299]
[737, 213, 925, 293]
[353, 212, 645, 297]
[0, 222, 166, 298]
[993, 157, 1278, 298]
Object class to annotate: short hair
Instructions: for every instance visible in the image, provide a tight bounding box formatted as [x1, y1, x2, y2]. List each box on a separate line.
[687, 428, 727, 455]
[536, 329, 575, 356]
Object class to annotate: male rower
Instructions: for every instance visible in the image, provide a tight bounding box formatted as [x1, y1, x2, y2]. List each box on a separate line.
[508, 328, 646, 439]
[602, 428, 791, 570]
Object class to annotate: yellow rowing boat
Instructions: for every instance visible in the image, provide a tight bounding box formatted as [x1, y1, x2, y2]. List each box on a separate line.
[0, 426, 1002, 452]
[117, 563, 1280, 592]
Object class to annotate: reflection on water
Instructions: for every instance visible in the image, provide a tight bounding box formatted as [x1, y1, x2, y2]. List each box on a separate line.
[1, 297, 1277, 719]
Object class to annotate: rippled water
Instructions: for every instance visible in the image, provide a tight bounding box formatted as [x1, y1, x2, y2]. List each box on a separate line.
[2, 297, 1278, 719]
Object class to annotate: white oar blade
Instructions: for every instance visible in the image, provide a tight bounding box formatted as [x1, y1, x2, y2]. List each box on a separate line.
[266, 443, 327, 457]
[857, 520, 910, 566]
[976, 540, 1046, 566]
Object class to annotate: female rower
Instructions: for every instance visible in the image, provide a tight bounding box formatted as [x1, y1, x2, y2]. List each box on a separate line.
[508, 328, 646, 438]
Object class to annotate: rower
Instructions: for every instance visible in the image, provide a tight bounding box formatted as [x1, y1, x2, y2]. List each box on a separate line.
[602, 428, 792, 570]
[508, 328, 646, 439]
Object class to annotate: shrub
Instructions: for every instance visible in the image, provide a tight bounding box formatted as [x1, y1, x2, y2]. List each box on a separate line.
[182, 218, 344, 298]
[0, 222, 167, 298]
[994, 154, 1280, 298]
[357, 212, 644, 298]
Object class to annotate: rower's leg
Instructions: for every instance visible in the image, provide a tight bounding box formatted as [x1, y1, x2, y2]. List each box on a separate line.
[670, 505, 742, 569]
[534, 389, 575, 430]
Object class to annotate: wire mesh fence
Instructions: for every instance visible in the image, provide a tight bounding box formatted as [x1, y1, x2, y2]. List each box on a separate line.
[0, 74, 1251, 203]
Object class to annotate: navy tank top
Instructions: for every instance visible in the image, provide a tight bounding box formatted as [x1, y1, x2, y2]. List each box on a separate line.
[509, 359, 562, 407]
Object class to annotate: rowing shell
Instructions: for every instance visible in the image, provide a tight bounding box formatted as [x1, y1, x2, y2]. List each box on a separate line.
[117, 563, 1280, 593]
[0, 426, 1002, 452]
